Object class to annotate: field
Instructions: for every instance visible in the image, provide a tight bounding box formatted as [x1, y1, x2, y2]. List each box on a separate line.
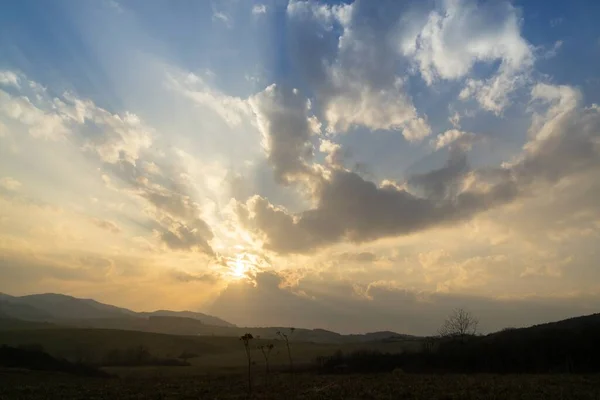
[2, 369, 600, 399]
[0, 328, 420, 369]
[2, 325, 600, 399]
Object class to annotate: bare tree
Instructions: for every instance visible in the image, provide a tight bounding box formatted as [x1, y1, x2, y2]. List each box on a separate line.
[438, 308, 479, 339]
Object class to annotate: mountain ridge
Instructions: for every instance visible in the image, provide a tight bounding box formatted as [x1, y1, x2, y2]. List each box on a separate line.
[0, 292, 409, 343]
[0, 292, 234, 327]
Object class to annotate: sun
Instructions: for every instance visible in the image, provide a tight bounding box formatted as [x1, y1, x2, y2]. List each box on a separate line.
[227, 256, 249, 280]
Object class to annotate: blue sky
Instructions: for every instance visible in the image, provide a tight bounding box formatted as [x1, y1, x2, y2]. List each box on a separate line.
[1, 0, 600, 334]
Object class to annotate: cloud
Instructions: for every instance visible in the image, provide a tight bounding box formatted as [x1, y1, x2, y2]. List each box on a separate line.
[319, 139, 343, 167]
[212, 10, 231, 27]
[0, 71, 20, 88]
[252, 4, 267, 15]
[0, 76, 153, 161]
[402, 0, 532, 83]
[431, 129, 477, 151]
[159, 219, 213, 253]
[335, 251, 378, 263]
[170, 269, 220, 283]
[106, 157, 215, 255]
[0, 250, 118, 285]
[249, 84, 320, 184]
[240, 79, 600, 254]
[287, 0, 431, 140]
[240, 166, 501, 254]
[90, 218, 122, 234]
[401, 0, 533, 113]
[0, 88, 70, 140]
[0, 177, 22, 191]
[408, 150, 470, 201]
[166, 72, 251, 128]
[0, 71, 215, 255]
[542, 40, 563, 59]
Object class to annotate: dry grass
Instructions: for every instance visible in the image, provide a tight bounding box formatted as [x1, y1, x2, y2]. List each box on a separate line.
[2, 369, 600, 400]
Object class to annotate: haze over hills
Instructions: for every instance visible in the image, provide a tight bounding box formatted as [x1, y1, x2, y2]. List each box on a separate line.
[0, 292, 233, 327]
[0, 292, 410, 343]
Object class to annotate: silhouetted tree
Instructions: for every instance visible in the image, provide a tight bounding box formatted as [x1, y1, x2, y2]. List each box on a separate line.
[439, 308, 479, 340]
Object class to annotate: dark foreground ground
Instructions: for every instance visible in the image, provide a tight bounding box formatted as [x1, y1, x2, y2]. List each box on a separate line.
[2, 369, 600, 400]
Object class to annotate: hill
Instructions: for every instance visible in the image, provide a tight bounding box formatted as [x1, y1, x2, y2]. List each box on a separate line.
[0, 292, 405, 343]
[139, 310, 236, 328]
[318, 312, 600, 374]
[0, 292, 234, 328]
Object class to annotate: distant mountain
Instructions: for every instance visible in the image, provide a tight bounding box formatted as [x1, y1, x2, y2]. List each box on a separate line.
[351, 331, 416, 342]
[0, 298, 55, 321]
[139, 310, 235, 328]
[5, 293, 137, 320]
[0, 292, 233, 328]
[0, 292, 409, 343]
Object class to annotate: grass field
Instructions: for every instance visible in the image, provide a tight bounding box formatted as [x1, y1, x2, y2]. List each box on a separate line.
[0, 328, 421, 369]
[2, 369, 600, 399]
[3, 327, 600, 399]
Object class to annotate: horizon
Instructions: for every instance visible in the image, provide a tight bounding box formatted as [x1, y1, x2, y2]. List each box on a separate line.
[3, 289, 596, 336]
[1, 0, 600, 337]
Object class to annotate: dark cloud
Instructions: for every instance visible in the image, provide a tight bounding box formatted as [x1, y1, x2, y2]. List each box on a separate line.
[159, 219, 213, 254]
[408, 150, 469, 201]
[241, 166, 516, 254]
[249, 84, 318, 184]
[241, 84, 600, 254]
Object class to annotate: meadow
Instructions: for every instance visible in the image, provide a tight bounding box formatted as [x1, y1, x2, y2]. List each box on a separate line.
[2, 315, 600, 399]
[0, 328, 420, 370]
[2, 368, 600, 400]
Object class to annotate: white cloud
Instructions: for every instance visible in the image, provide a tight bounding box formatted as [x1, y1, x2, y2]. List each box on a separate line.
[431, 129, 476, 151]
[402, 0, 533, 113]
[542, 40, 564, 59]
[167, 72, 251, 128]
[319, 139, 342, 166]
[449, 111, 461, 128]
[252, 4, 267, 15]
[402, 0, 532, 83]
[287, 0, 431, 140]
[0, 76, 153, 161]
[459, 71, 530, 114]
[212, 10, 231, 27]
[0, 89, 70, 140]
[0, 71, 20, 88]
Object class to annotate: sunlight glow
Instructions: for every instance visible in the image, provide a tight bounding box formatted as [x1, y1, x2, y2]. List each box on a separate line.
[232, 258, 248, 278]
[226, 255, 250, 280]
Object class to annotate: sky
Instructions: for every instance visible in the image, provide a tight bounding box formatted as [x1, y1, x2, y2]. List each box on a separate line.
[1, 0, 600, 335]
